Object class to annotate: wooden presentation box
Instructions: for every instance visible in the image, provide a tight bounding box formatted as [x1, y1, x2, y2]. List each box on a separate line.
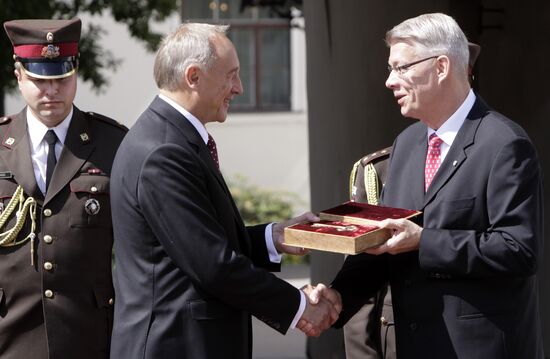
[284, 201, 421, 255]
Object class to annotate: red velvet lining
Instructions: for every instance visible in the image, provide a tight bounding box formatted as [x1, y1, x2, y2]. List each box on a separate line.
[322, 201, 418, 221]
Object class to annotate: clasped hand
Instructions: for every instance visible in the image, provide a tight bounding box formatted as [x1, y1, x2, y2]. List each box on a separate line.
[297, 284, 342, 337]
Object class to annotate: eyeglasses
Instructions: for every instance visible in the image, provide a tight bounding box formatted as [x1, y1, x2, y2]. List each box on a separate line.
[387, 56, 439, 75]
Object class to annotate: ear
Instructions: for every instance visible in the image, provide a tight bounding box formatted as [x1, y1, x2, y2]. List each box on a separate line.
[14, 68, 22, 82]
[435, 55, 451, 81]
[184, 65, 201, 88]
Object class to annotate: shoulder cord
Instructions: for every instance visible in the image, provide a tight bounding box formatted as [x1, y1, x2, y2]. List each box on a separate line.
[0, 185, 37, 265]
[364, 163, 380, 205]
[349, 160, 360, 199]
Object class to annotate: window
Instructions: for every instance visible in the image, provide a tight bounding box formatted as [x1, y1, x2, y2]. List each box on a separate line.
[181, 0, 292, 111]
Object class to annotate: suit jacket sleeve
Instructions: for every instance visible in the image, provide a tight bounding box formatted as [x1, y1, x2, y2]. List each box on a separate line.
[330, 253, 389, 327]
[247, 224, 281, 272]
[419, 136, 543, 277]
[137, 143, 300, 333]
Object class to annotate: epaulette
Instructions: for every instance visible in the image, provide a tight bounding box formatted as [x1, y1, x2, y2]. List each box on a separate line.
[350, 146, 392, 205]
[360, 146, 392, 166]
[0, 116, 12, 125]
[86, 111, 128, 132]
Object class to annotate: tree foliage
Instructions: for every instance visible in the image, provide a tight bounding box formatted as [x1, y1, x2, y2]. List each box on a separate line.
[0, 0, 179, 113]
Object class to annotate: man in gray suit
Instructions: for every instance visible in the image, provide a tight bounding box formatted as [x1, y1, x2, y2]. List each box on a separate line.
[309, 13, 544, 358]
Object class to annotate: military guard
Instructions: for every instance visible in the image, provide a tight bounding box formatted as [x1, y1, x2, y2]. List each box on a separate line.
[0, 18, 127, 359]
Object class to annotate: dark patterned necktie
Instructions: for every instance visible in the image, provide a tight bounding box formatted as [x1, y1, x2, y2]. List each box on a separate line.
[44, 130, 58, 191]
[207, 134, 219, 170]
[424, 133, 443, 192]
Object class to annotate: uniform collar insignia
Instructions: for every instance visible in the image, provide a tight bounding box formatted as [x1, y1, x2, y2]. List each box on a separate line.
[4, 137, 15, 147]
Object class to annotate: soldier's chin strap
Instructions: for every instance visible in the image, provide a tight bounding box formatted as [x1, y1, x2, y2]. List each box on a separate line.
[0, 185, 37, 266]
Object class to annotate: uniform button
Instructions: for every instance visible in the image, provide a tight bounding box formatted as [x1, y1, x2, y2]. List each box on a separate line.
[91, 186, 98, 193]
[44, 290, 54, 298]
[404, 279, 412, 286]
[44, 262, 53, 271]
[43, 208, 52, 217]
[108, 298, 114, 306]
[43, 235, 53, 244]
[410, 323, 418, 331]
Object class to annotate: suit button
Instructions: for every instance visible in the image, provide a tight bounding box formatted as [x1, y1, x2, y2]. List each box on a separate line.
[44, 290, 54, 298]
[410, 323, 417, 331]
[43, 262, 53, 271]
[43, 235, 53, 244]
[108, 298, 114, 305]
[91, 186, 98, 193]
[43, 208, 52, 217]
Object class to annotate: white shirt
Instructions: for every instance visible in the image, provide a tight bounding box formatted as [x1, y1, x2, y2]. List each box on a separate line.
[158, 95, 306, 328]
[27, 107, 73, 195]
[427, 89, 476, 162]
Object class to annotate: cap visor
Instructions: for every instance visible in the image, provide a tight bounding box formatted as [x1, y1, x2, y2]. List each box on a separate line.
[21, 61, 76, 79]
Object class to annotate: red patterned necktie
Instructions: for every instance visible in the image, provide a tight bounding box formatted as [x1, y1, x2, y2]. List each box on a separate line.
[207, 134, 219, 170]
[425, 133, 443, 191]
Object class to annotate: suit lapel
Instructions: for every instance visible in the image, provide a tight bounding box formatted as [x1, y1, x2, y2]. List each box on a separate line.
[423, 97, 487, 207]
[409, 128, 428, 210]
[45, 108, 94, 204]
[149, 97, 246, 229]
[196, 143, 249, 236]
[0, 110, 43, 202]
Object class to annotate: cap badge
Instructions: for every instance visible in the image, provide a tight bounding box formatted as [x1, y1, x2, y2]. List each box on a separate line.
[41, 45, 60, 59]
[84, 198, 100, 216]
[46, 32, 54, 43]
[80, 133, 89, 142]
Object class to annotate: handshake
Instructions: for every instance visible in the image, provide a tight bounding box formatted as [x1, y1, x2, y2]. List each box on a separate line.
[297, 284, 342, 337]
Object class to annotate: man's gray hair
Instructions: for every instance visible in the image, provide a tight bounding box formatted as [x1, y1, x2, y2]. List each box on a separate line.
[385, 13, 469, 76]
[154, 23, 229, 91]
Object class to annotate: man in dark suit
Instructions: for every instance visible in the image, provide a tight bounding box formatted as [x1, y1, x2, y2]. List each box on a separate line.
[0, 19, 127, 359]
[308, 13, 544, 358]
[343, 41, 483, 359]
[109, 23, 338, 359]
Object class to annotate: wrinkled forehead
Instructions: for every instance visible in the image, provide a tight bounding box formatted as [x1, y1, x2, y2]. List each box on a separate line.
[210, 34, 240, 68]
[388, 41, 421, 62]
[211, 34, 236, 56]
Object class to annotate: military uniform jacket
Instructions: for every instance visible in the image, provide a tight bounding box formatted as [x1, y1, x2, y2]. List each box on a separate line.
[332, 97, 544, 358]
[0, 107, 127, 359]
[109, 96, 301, 359]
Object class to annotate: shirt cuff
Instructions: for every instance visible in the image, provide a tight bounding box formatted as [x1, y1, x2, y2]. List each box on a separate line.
[290, 290, 307, 329]
[265, 223, 282, 263]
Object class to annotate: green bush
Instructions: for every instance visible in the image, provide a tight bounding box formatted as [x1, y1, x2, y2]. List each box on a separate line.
[228, 175, 309, 265]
